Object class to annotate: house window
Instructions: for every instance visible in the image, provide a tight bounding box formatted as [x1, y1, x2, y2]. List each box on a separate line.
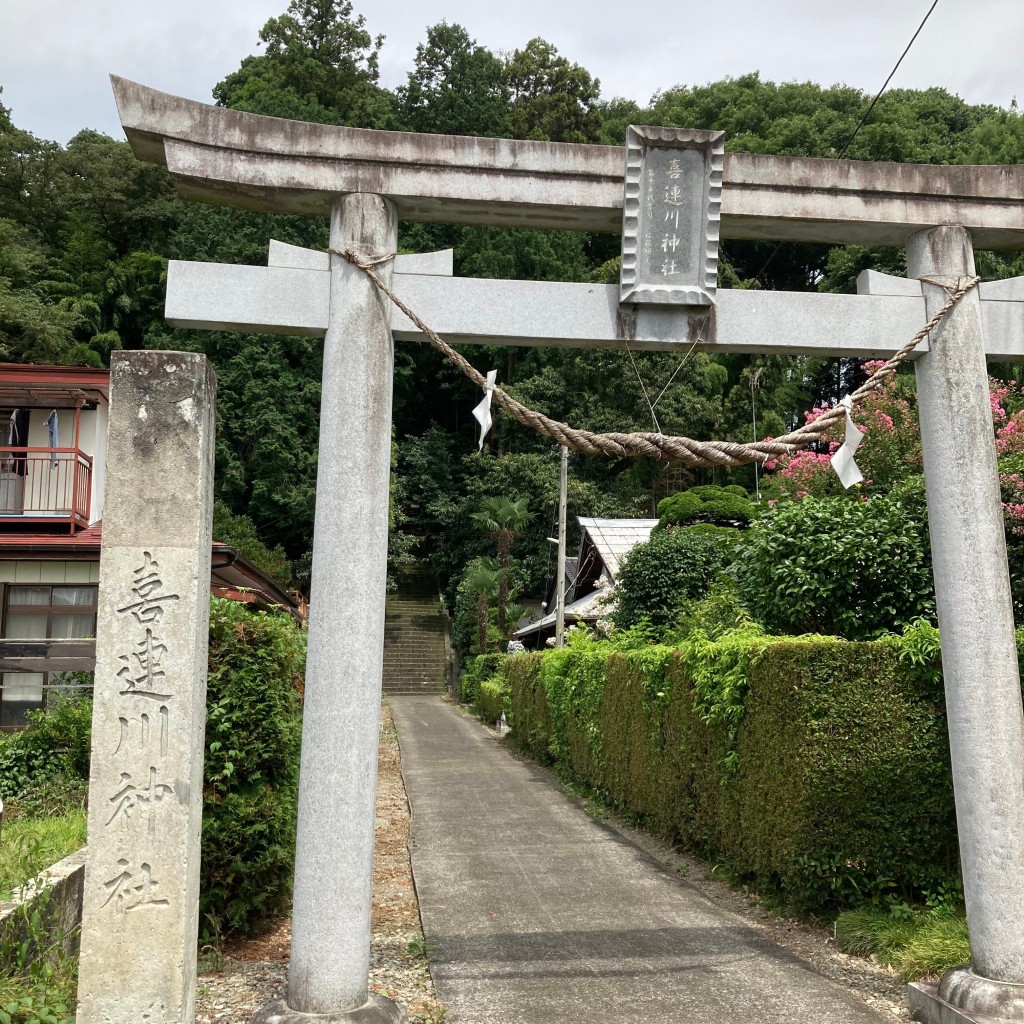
[0, 584, 97, 729]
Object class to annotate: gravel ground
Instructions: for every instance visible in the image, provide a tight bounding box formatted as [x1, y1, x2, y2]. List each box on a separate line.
[197, 697, 909, 1024]
[195, 702, 446, 1024]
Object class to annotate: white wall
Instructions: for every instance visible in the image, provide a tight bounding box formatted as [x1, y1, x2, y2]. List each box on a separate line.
[0, 560, 101, 584]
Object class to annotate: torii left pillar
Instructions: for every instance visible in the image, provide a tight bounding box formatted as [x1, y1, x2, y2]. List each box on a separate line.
[255, 194, 404, 1024]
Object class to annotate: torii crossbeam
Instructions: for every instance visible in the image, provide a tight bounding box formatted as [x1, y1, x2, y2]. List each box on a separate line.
[88, 77, 1024, 1024]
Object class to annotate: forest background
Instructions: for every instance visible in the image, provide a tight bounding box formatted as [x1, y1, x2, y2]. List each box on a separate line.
[3, 0, 1024, 605]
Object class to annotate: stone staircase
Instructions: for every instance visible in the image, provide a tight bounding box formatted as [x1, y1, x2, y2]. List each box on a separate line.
[383, 565, 449, 696]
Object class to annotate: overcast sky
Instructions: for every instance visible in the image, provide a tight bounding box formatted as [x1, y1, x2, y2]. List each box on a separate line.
[1, 0, 1020, 144]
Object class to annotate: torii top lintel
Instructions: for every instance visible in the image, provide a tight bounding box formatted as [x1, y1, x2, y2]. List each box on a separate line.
[112, 76, 1024, 250]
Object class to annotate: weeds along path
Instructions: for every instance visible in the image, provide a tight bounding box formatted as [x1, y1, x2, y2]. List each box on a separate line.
[194, 701, 447, 1024]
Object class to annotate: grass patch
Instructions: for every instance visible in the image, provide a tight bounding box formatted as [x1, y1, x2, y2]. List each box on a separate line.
[0, 810, 87, 898]
[0, 968, 77, 1024]
[0, 811, 83, 1023]
[836, 907, 970, 980]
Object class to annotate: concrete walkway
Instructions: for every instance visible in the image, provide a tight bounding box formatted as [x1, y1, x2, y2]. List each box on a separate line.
[390, 696, 891, 1024]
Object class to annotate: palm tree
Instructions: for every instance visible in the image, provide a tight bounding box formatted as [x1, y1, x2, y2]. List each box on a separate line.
[463, 561, 501, 654]
[471, 497, 534, 636]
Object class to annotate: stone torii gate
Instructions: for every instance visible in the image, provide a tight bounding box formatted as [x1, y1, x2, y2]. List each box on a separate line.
[108, 77, 1024, 1024]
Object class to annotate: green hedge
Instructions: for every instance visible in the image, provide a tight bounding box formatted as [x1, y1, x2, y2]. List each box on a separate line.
[0, 599, 306, 939]
[461, 653, 509, 725]
[505, 627, 961, 913]
[459, 653, 506, 705]
[0, 695, 92, 801]
[477, 680, 507, 724]
[201, 598, 305, 936]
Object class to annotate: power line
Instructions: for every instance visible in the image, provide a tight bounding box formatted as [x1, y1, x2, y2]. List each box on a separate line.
[838, 0, 941, 159]
[750, 0, 941, 284]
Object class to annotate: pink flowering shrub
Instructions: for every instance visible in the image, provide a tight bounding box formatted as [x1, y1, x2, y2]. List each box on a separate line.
[997, 412, 1024, 456]
[750, 367, 1024, 623]
[762, 365, 921, 501]
[991, 382, 1010, 422]
[992, 379, 1024, 541]
[762, 370, 1024, 580]
[1000, 456, 1024, 539]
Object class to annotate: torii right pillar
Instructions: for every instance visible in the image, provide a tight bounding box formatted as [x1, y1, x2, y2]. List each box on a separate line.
[909, 224, 1024, 1022]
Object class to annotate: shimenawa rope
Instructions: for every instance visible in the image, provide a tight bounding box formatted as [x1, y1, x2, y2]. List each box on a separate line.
[330, 246, 979, 469]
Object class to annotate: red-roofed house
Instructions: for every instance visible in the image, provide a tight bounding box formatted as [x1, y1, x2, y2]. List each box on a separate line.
[0, 364, 301, 730]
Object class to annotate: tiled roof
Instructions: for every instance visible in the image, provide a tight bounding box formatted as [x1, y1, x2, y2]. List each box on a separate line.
[0, 523, 104, 551]
[577, 517, 659, 580]
[0, 524, 302, 619]
[515, 586, 610, 637]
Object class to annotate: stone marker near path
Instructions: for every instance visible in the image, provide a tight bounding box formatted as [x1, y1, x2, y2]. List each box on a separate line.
[108, 76, 1024, 1024]
[77, 351, 215, 1024]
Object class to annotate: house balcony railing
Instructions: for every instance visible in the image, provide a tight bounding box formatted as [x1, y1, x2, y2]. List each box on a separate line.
[0, 447, 93, 531]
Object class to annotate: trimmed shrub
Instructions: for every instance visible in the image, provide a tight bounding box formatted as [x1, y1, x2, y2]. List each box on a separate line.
[735, 492, 934, 639]
[506, 653, 549, 762]
[614, 526, 739, 629]
[200, 598, 305, 936]
[729, 637, 954, 909]
[460, 653, 505, 705]
[477, 680, 507, 724]
[655, 484, 754, 530]
[507, 628, 962, 914]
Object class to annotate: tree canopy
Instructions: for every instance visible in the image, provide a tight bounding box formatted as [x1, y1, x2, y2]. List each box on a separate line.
[1, 6, 1023, 601]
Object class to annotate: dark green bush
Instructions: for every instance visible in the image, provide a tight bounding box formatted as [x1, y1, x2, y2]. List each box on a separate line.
[0, 695, 92, 801]
[614, 526, 739, 629]
[655, 485, 754, 530]
[735, 493, 934, 639]
[459, 653, 506, 704]
[462, 652, 509, 725]
[507, 627, 962, 914]
[0, 600, 306, 940]
[200, 598, 305, 936]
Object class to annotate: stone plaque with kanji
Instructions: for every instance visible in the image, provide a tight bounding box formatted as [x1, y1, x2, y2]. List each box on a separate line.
[619, 125, 724, 306]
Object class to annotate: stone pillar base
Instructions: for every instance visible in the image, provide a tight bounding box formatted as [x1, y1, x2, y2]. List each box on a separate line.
[909, 965, 1024, 1023]
[252, 994, 406, 1024]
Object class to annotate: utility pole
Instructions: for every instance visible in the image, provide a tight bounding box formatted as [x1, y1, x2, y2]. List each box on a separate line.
[555, 446, 568, 648]
[751, 367, 763, 503]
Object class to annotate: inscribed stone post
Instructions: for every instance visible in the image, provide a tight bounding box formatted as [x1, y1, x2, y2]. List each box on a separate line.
[77, 351, 216, 1024]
